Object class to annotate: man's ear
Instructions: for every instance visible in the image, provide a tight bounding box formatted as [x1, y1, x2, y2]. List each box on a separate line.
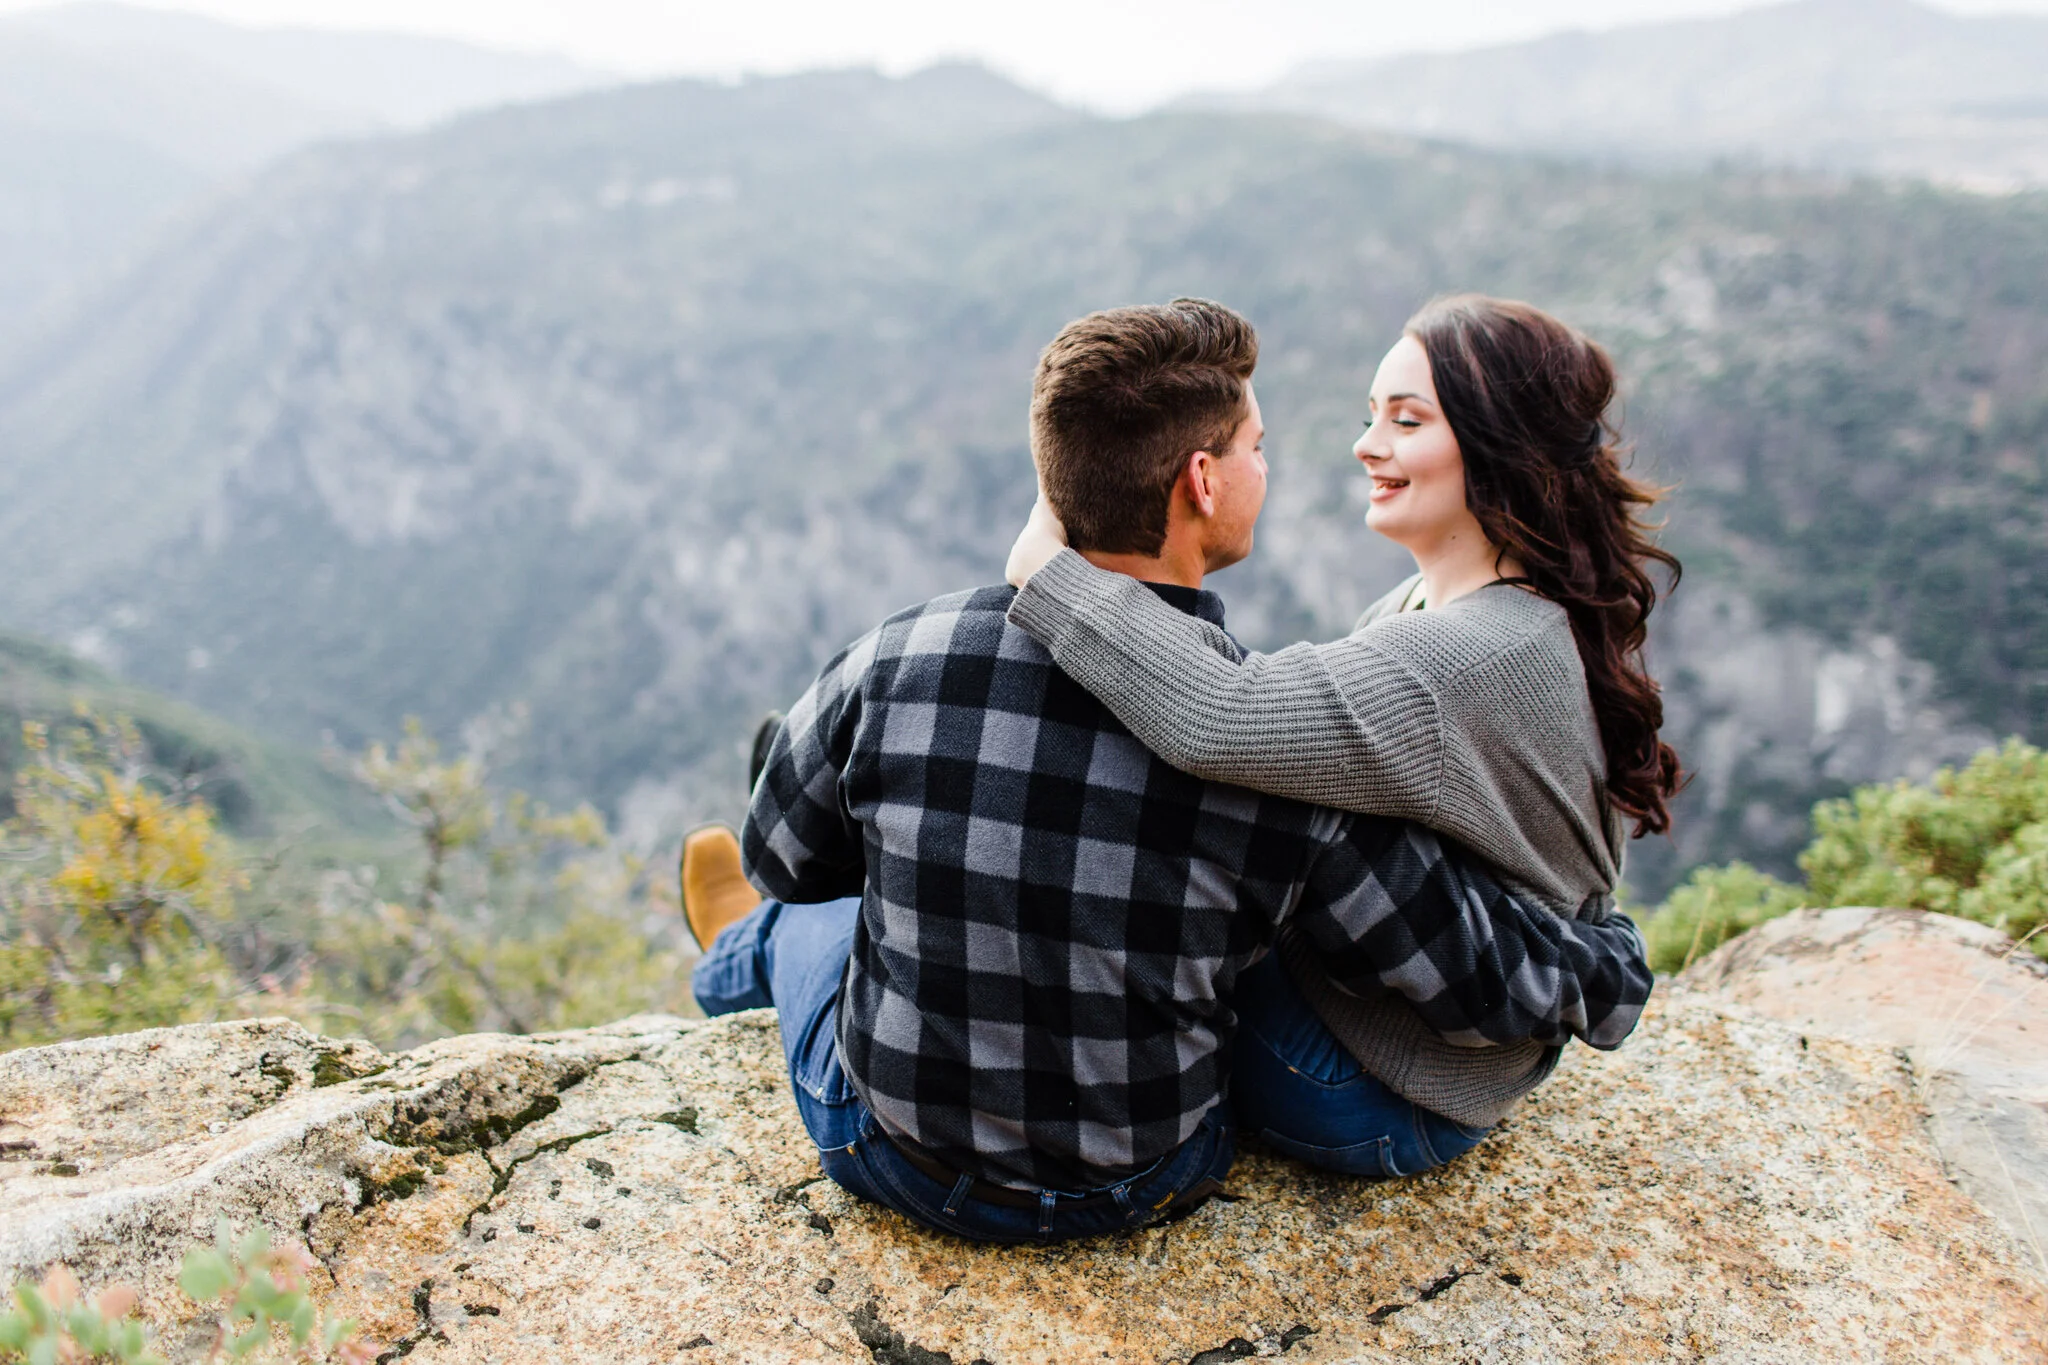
[1181, 450, 1220, 519]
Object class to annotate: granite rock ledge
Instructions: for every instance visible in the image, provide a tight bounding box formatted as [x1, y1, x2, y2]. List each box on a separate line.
[3, 917, 2046, 1363]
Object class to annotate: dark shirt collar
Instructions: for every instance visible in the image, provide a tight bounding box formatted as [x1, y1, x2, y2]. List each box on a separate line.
[1140, 580, 1228, 629]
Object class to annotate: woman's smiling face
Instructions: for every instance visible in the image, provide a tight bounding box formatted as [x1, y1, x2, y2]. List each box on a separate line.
[1355, 335, 1476, 554]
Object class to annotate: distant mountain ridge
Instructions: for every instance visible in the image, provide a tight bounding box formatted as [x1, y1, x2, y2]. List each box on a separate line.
[0, 2, 614, 322]
[1215, 0, 2048, 188]
[7, 3, 610, 135]
[0, 65, 2039, 896]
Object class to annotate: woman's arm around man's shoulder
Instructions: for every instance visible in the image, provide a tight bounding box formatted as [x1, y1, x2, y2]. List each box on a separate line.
[1007, 546, 1452, 822]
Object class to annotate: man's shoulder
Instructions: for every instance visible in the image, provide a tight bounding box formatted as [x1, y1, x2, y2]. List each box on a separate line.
[875, 584, 1016, 627]
[865, 584, 1037, 661]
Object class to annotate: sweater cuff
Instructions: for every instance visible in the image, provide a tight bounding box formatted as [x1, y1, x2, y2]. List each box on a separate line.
[1006, 547, 1118, 651]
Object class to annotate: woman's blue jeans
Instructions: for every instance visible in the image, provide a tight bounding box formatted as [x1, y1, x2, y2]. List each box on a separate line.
[691, 897, 1235, 1245]
[1230, 952, 1493, 1178]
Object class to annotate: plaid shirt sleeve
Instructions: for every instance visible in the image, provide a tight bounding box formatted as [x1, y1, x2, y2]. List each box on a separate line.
[1293, 818, 1655, 1051]
[740, 630, 876, 905]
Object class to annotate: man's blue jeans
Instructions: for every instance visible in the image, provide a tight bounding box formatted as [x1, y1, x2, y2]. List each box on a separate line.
[1230, 952, 1493, 1177]
[691, 897, 1235, 1245]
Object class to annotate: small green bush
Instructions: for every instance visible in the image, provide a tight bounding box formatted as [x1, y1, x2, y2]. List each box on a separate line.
[177, 1222, 370, 1363]
[1642, 862, 1807, 974]
[0, 712, 269, 1049]
[1, 709, 693, 1054]
[1645, 739, 2048, 971]
[1801, 739, 2048, 915]
[1801, 738, 2048, 951]
[1963, 819, 2048, 948]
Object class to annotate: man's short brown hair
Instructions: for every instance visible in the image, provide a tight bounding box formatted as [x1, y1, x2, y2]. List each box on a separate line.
[1030, 298, 1257, 556]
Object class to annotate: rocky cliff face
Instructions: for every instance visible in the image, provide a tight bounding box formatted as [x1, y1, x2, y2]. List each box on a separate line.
[3, 909, 2044, 1363]
[1647, 585, 1996, 880]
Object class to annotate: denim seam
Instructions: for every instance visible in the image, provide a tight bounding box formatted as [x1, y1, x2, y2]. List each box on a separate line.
[1257, 1127, 1394, 1179]
[1411, 1106, 1444, 1171]
[1243, 1022, 1362, 1090]
[848, 1134, 955, 1230]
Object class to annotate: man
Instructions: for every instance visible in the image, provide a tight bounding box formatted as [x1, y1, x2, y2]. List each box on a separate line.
[684, 299, 1650, 1244]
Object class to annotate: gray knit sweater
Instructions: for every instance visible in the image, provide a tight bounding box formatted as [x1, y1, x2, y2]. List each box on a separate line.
[1006, 548, 1628, 1126]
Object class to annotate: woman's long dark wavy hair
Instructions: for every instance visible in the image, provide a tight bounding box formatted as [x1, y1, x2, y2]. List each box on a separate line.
[1407, 294, 1683, 836]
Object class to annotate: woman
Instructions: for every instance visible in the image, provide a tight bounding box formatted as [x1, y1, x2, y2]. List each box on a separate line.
[1003, 294, 1678, 1177]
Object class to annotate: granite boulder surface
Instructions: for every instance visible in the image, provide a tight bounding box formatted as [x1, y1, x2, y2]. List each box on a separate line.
[2, 910, 2046, 1363]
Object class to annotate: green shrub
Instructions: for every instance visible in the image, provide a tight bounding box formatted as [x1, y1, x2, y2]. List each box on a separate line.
[1800, 739, 2048, 916]
[1647, 739, 2048, 970]
[310, 712, 692, 1048]
[1958, 818, 2048, 951]
[1641, 862, 1807, 974]
[1, 708, 693, 1053]
[0, 713, 280, 1048]
[176, 1221, 371, 1363]
[0, 942, 252, 1051]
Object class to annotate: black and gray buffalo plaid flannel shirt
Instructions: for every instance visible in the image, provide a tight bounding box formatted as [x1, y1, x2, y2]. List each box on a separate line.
[743, 583, 1652, 1191]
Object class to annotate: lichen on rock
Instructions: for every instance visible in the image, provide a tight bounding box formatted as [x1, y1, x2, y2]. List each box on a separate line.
[3, 912, 2045, 1363]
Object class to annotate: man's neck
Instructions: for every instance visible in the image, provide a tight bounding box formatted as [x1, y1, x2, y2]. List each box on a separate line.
[1076, 543, 1206, 590]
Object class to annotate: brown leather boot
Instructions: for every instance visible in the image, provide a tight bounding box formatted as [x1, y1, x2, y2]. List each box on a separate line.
[680, 824, 760, 951]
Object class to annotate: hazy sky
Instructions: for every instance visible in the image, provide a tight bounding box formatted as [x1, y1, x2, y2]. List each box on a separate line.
[8, 0, 2048, 110]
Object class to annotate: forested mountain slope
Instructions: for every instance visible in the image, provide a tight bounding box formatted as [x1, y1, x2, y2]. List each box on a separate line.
[0, 65, 2039, 894]
[0, 631, 372, 838]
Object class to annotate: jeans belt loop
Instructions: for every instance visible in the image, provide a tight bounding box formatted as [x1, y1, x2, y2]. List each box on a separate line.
[1037, 1189, 1056, 1237]
[942, 1169, 975, 1219]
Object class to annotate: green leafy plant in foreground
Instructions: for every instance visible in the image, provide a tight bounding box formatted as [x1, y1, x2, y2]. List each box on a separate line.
[176, 1223, 372, 1364]
[0, 711, 282, 1048]
[1, 705, 693, 1054]
[319, 709, 691, 1047]
[1643, 739, 2048, 972]
[0, 1266, 154, 1364]
[0, 1223, 373, 1365]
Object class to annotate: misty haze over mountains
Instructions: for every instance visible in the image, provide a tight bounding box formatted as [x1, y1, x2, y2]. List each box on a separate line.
[10, 3, 608, 131]
[1220, 0, 2048, 189]
[7, 0, 2045, 326]
[0, 2, 608, 318]
[0, 1, 2042, 897]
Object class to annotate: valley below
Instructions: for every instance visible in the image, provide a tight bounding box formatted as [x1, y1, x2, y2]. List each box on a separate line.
[0, 63, 2042, 897]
